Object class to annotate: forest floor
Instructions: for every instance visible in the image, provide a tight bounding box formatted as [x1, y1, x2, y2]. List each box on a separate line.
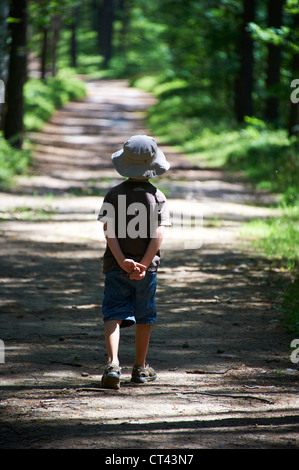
[0, 79, 298, 450]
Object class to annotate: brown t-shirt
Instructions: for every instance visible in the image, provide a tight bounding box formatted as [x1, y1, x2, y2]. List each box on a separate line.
[98, 179, 171, 273]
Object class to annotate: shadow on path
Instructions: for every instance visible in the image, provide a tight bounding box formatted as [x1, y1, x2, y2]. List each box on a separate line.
[0, 79, 297, 450]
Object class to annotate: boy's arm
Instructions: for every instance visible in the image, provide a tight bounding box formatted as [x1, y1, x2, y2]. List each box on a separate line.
[103, 222, 146, 274]
[140, 225, 165, 269]
[129, 225, 166, 280]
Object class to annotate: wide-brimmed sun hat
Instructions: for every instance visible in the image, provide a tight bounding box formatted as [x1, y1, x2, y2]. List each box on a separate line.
[111, 135, 170, 179]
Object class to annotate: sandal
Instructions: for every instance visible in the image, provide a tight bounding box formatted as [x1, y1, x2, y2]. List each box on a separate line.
[101, 363, 121, 390]
[131, 363, 157, 383]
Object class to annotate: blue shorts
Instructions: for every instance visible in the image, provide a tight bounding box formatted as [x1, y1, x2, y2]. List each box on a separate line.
[102, 268, 157, 328]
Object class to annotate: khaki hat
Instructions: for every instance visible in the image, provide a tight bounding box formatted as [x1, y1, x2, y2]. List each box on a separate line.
[111, 135, 170, 178]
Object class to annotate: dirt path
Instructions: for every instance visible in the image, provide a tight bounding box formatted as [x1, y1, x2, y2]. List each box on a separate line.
[0, 79, 298, 450]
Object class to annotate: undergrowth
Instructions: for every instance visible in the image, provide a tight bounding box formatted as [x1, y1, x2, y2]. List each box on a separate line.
[24, 69, 86, 131]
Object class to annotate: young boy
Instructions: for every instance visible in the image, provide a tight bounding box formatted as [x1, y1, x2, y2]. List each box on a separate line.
[98, 135, 171, 389]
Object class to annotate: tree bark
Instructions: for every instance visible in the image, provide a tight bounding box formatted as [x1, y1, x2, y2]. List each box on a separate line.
[40, 27, 48, 81]
[91, 0, 100, 33]
[3, 0, 27, 148]
[0, 0, 9, 129]
[98, 0, 115, 68]
[288, 12, 299, 138]
[235, 0, 255, 122]
[70, 6, 80, 68]
[51, 14, 61, 77]
[265, 0, 285, 124]
[118, 0, 130, 58]
[0, 0, 9, 80]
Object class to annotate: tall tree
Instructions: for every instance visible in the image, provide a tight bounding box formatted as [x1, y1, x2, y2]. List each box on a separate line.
[70, 5, 80, 68]
[28, 0, 49, 80]
[3, 0, 27, 148]
[98, 0, 115, 67]
[265, 0, 285, 124]
[235, 0, 255, 122]
[117, 0, 131, 58]
[0, 0, 9, 80]
[51, 13, 61, 77]
[0, 0, 9, 128]
[288, 9, 299, 138]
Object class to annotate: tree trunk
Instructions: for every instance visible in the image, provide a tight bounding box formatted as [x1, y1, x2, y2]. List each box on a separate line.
[98, 0, 115, 68]
[265, 0, 285, 125]
[0, 0, 9, 129]
[51, 14, 61, 77]
[118, 0, 130, 58]
[235, 0, 255, 122]
[3, 0, 27, 148]
[91, 0, 100, 33]
[288, 12, 299, 138]
[40, 27, 48, 81]
[0, 0, 9, 80]
[70, 6, 80, 68]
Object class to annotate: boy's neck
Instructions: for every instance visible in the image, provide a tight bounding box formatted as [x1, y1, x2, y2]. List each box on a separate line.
[127, 177, 150, 182]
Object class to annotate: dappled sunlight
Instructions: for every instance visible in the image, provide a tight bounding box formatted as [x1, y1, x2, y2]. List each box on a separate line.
[0, 0, 298, 450]
[1, 78, 297, 450]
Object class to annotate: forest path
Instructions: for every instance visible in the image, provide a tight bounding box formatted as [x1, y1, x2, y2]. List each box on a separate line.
[0, 79, 298, 450]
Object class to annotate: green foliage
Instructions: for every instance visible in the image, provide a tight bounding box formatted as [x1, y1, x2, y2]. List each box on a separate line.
[135, 73, 299, 205]
[0, 133, 31, 186]
[241, 207, 299, 269]
[56, 28, 105, 77]
[28, 0, 81, 28]
[137, 74, 232, 138]
[227, 128, 299, 205]
[24, 70, 86, 131]
[109, 4, 171, 77]
[241, 207, 299, 334]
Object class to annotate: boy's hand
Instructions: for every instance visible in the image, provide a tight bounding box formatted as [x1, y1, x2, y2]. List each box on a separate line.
[121, 258, 146, 276]
[129, 267, 146, 280]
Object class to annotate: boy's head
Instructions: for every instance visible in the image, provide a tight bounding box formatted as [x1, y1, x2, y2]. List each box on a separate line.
[111, 135, 170, 179]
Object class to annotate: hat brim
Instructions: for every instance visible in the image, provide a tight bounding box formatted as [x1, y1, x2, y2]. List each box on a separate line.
[111, 147, 170, 178]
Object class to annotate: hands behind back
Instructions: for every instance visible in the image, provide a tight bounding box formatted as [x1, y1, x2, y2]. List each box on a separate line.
[120, 259, 147, 280]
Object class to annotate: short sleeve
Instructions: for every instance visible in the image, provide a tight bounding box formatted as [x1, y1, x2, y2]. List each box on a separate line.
[155, 190, 171, 227]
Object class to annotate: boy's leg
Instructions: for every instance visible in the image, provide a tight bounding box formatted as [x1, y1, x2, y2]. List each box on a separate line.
[102, 319, 122, 389]
[132, 324, 157, 383]
[105, 319, 122, 365]
[134, 324, 151, 367]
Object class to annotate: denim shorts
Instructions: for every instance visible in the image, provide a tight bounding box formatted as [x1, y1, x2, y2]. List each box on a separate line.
[102, 268, 157, 328]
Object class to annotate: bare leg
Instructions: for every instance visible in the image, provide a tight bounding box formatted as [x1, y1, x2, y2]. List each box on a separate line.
[134, 324, 151, 367]
[104, 319, 122, 365]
